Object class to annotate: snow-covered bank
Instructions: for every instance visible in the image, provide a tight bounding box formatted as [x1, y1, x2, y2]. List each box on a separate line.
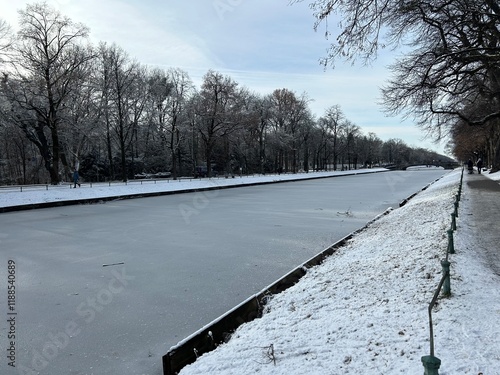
[484, 169, 500, 182]
[0, 169, 388, 209]
[177, 169, 500, 375]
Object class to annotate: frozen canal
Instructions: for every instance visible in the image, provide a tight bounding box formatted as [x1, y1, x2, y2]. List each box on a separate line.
[0, 170, 445, 375]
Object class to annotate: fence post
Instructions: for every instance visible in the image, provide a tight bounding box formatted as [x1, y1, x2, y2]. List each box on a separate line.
[421, 355, 441, 375]
[421, 170, 462, 374]
[447, 229, 455, 254]
[441, 260, 451, 296]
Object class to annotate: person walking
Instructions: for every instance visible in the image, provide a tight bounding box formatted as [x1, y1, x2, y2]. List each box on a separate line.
[477, 158, 483, 174]
[467, 159, 474, 174]
[73, 169, 81, 188]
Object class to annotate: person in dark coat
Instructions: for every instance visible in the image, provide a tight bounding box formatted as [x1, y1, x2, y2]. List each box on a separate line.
[73, 169, 80, 188]
[476, 158, 483, 174]
[467, 159, 473, 174]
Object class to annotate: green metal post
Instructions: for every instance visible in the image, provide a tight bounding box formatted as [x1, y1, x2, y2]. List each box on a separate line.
[447, 229, 455, 254]
[421, 355, 441, 375]
[441, 260, 451, 296]
[451, 213, 456, 231]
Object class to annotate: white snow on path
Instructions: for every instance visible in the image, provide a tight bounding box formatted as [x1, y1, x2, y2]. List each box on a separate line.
[177, 169, 500, 375]
[0, 169, 388, 209]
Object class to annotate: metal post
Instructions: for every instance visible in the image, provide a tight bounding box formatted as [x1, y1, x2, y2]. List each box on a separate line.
[454, 201, 459, 218]
[451, 213, 456, 231]
[441, 260, 451, 296]
[447, 229, 455, 254]
[421, 355, 441, 375]
[423, 271, 447, 375]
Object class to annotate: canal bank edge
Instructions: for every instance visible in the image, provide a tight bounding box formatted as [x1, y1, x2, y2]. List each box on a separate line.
[162, 173, 447, 375]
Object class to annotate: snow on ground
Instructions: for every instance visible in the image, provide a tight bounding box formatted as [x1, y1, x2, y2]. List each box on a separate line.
[406, 165, 444, 171]
[485, 169, 500, 182]
[176, 168, 500, 375]
[0, 169, 389, 209]
[2, 166, 498, 374]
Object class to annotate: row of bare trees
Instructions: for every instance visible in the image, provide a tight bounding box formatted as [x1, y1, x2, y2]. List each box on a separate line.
[0, 3, 449, 185]
[299, 0, 500, 171]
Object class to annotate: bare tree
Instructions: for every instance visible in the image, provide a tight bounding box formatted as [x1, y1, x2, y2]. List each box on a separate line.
[96, 43, 143, 181]
[381, 138, 411, 166]
[268, 88, 311, 172]
[59, 61, 101, 180]
[341, 121, 361, 169]
[194, 70, 244, 177]
[165, 68, 194, 179]
[380, 2, 500, 126]
[318, 105, 345, 170]
[142, 68, 171, 175]
[249, 94, 273, 174]
[0, 19, 14, 62]
[1, 3, 93, 184]
[359, 132, 383, 167]
[297, 0, 500, 169]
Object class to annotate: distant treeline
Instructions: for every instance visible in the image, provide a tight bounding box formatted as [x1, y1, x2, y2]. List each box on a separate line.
[0, 3, 453, 185]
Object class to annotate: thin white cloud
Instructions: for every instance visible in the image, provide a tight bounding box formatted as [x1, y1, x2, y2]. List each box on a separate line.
[64, 0, 219, 68]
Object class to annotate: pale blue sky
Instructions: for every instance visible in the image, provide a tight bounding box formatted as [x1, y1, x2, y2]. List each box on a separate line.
[0, 0, 449, 155]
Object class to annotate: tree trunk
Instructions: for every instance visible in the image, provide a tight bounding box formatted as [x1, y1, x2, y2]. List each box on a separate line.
[491, 131, 500, 173]
[303, 145, 309, 172]
[170, 123, 178, 180]
[206, 148, 213, 178]
[259, 127, 265, 174]
[120, 130, 127, 182]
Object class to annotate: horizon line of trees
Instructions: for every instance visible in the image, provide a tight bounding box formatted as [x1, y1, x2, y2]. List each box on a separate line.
[0, 3, 453, 185]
